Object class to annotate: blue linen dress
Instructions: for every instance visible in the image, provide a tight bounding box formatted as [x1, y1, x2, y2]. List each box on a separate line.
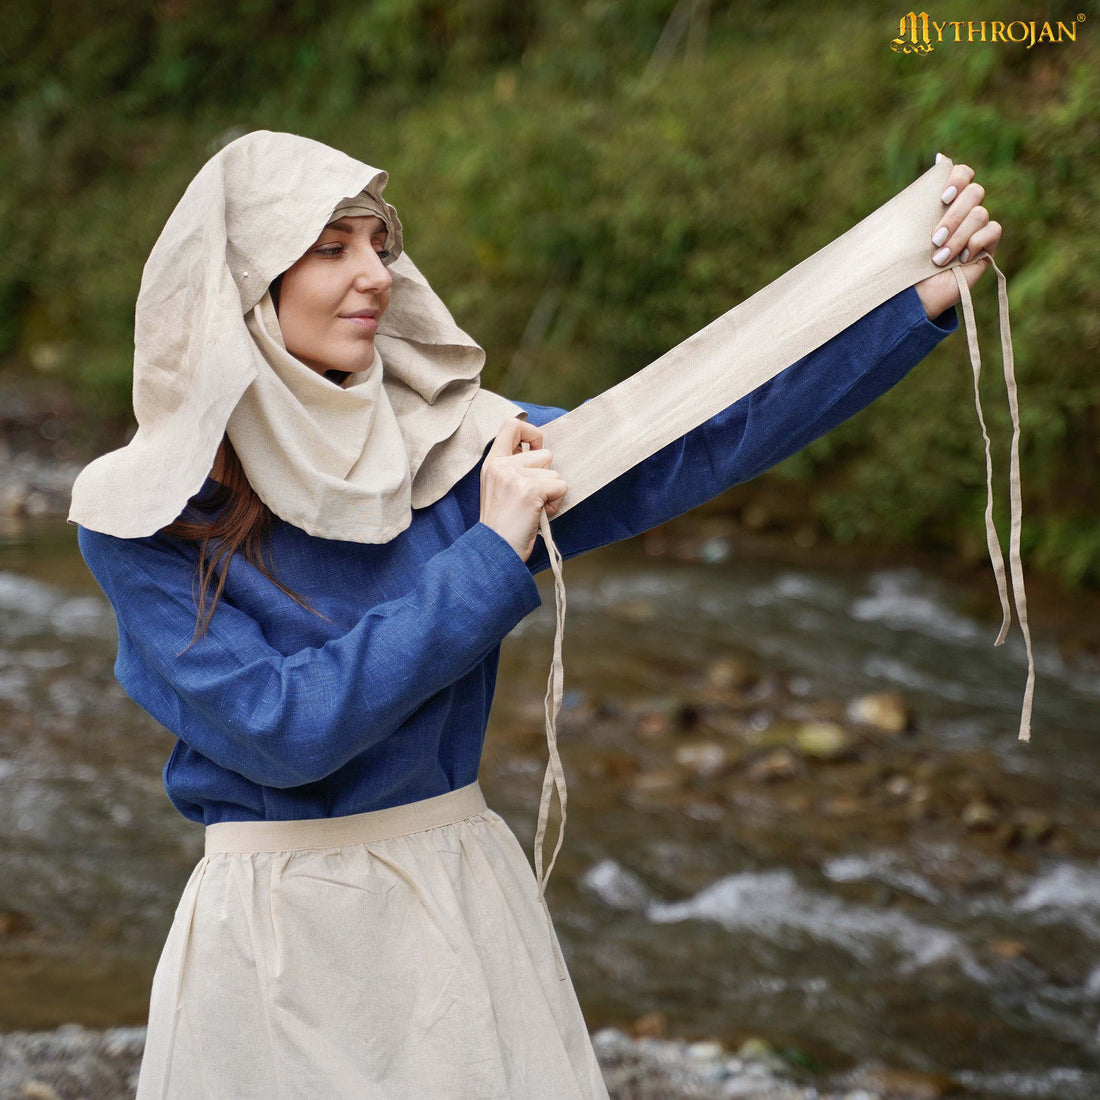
[77, 284, 957, 1099]
[77, 284, 956, 825]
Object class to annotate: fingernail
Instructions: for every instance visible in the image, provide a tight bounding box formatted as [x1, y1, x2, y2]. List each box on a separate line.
[932, 226, 949, 247]
[933, 246, 951, 265]
[941, 185, 957, 203]
[961, 247, 970, 262]
[935, 152, 945, 164]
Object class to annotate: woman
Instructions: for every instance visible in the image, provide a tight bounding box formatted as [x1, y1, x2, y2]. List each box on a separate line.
[71, 131, 997, 1099]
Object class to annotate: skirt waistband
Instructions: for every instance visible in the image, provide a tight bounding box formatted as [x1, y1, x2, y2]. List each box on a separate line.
[204, 781, 488, 855]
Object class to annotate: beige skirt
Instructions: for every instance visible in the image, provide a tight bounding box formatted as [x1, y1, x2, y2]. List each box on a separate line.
[135, 781, 610, 1100]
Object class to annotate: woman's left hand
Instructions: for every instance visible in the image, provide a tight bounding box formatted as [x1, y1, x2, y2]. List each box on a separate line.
[914, 153, 1003, 321]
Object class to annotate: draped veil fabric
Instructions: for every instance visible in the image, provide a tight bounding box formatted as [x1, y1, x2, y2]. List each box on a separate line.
[67, 134, 1033, 951]
[68, 129, 529, 543]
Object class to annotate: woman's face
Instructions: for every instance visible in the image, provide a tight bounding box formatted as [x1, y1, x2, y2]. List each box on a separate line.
[274, 214, 393, 376]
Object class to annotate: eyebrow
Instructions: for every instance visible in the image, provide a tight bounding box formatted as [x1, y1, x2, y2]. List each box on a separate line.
[324, 218, 386, 234]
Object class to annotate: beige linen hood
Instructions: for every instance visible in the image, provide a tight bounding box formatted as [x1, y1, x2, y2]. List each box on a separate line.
[68, 129, 527, 542]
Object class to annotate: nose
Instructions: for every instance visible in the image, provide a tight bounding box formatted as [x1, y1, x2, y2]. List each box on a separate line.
[352, 245, 393, 296]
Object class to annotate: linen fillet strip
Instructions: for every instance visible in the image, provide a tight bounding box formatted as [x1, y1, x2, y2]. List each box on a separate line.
[522, 157, 1033, 973]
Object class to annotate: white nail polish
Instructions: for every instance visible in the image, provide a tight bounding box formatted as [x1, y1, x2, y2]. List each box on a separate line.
[961, 248, 970, 262]
[941, 185, 957, 203]
[932, 226, 949, 247]
[933, 246, 950, 265]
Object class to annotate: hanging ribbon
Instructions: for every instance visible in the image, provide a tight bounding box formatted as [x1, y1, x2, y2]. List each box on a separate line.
[523, 158, 1034, 976]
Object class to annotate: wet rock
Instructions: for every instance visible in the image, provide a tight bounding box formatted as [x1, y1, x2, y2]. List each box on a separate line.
[687, 1039, 725, 1062]
[746, 747, 800, 783]
[678, 705, 708, 734]
[633, 698, 703, 739]
[909, 783, 932, 805]
[21, 1083, 63, 1100]
[785, 697, 848, 724]
[987, 937, 1028, 959]
[793, 524, 817, 549]
[704, 711, 756, 742]
[631, 767, 685, 794]
[595, 697, 627, 720]
[778, 791, 813, 815]
[742, 672, 792, 705]
[683, 796, 725, 822]
[631, 1011, 668, 1039]
[747, 719, 800, 749]
[705, 656, 758, 694]
[697, 536, 732, 564]
[1013, 807, 1054, 842]
[585, 750, 642, 783]
[794, 721, 858, 761]
[839, 1064, 954, 1099]
[636, 710, 674, 739]
[960, 799, 1000, 830]
[674, 741, 730, 780]
[883, 774, 913, 800]
[736, 1036, 789, 1074]
[846, 693, 910, 735]
[0, 482, 28, 518]
[24, 491, 50, 518]
[821, 794, 864, 818]
[912, 759, 938, 782]
[736, 1037, 773, 1061]
[742, 502, 770, 529]
[0, 910, 36, 937]
[610, 598, 660, 623]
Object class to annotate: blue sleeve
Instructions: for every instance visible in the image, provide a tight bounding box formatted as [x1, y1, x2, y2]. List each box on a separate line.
[77, 521, 542, 789]
[520, 283, 958, 575]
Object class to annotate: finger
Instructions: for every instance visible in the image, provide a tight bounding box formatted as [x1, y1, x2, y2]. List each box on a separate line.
[542, 481, 568, 511]
[506, 447, 555, 468]
[939, 161, 976, 205]
[486, 417, 530, 458]
[959, 220, 1001, 265]
[931, 181, 986, 263]
[939, 179, 986, 229]
[493, 418, 545, 455]
[933, 203, 990, 266]
[512, 420, 544, 453]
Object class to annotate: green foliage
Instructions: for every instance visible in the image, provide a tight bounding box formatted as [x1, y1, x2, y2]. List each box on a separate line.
[1, 0, 1096, 587]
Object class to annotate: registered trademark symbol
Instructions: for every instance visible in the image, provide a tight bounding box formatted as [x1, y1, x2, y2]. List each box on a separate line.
[1077, 12, 1085, 20]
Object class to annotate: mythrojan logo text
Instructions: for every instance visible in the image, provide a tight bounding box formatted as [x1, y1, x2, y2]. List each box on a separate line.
[890, 11, 1085, 53]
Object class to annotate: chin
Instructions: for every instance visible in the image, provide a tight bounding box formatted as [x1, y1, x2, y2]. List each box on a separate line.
[337, 346, 379, 374]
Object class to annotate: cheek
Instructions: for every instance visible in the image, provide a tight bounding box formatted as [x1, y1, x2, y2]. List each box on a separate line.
[279, 272, 333, 341]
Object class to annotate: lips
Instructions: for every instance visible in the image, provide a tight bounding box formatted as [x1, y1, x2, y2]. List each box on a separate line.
[340, 308, 380, 332]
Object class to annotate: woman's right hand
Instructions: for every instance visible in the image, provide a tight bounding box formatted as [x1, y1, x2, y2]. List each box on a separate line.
[479, 418, 568, 562]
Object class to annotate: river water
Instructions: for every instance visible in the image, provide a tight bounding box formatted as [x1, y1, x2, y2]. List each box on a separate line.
[1, 518, 1098, 1098]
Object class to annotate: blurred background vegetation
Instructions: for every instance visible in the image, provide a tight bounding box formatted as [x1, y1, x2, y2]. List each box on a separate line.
[1, 0, 1096, 586]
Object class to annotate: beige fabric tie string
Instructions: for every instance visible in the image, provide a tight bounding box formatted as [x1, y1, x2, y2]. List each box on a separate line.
[526, 164, 1034, 977]
[950, 256, 1035, 736]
